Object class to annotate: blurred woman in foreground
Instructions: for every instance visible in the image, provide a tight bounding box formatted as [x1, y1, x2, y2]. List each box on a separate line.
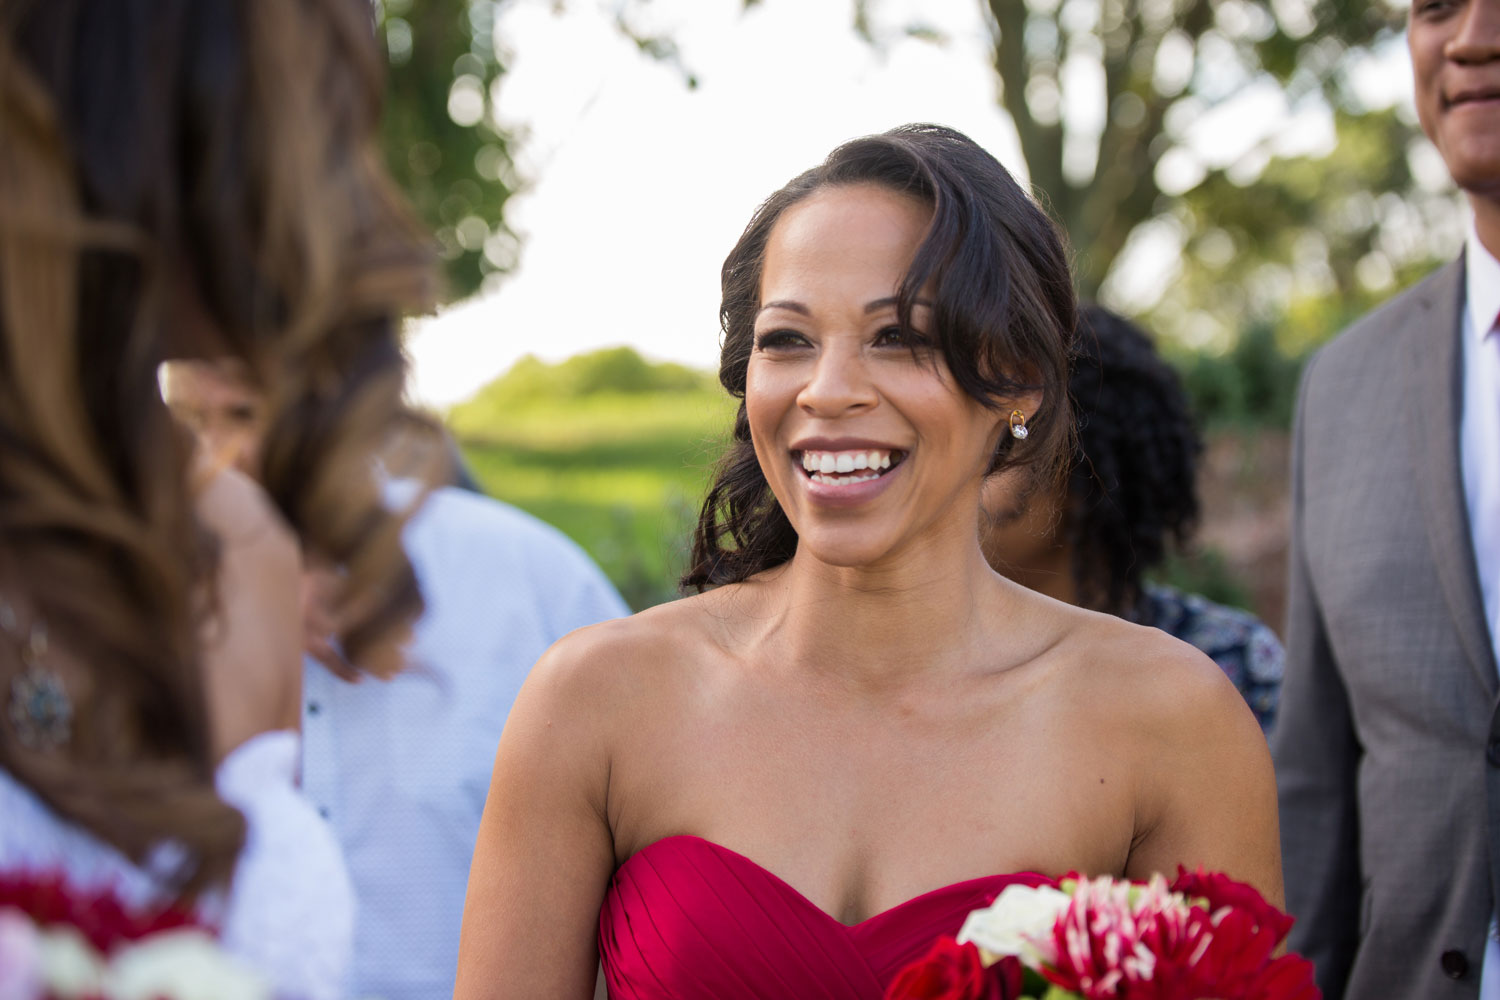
[456, 124, 1279, 999]
[0, 0, 434, 994]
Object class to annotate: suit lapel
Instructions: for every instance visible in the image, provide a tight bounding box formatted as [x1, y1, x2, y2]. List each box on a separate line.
[1407, 255, 1499, 698]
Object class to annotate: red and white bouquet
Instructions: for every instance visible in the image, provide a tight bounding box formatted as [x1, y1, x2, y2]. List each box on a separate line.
[885, 867, 1319, 1000]
[0, 871, 269, 1000]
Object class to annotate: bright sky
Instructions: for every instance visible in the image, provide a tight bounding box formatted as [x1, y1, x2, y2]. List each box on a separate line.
[404, 0, 1413, 410]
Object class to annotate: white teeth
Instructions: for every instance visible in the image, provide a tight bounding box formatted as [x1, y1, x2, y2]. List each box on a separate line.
[798, 449, 899, 481]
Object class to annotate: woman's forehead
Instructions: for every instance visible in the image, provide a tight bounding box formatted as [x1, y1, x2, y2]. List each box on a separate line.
[759, 185, 932, 306]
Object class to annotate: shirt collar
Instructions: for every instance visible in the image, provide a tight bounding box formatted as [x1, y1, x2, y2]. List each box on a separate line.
[1466, 220, 1500, 342]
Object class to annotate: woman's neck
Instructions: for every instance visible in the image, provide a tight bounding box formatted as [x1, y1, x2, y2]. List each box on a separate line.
[758, 532, 1018, 691]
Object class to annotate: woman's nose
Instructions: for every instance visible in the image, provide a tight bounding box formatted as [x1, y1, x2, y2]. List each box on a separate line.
[796, 343, 877, 417]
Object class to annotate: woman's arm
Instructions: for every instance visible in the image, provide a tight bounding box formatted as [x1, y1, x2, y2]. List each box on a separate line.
[195, 465, 305, 760]
[455, 629, 620, 1000]
[1122, 638, 1284, 908]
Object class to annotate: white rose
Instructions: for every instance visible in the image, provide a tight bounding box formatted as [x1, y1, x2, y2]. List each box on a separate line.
[105, 928, 271, 1000]
[36, 925, 106, 999]
[956, 883, 1071, 967]
[0, 909, 44, 1000]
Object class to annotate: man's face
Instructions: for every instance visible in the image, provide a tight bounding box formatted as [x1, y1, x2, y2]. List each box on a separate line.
[1410, 0, 1500, 198]
[162, 361, 265, 476]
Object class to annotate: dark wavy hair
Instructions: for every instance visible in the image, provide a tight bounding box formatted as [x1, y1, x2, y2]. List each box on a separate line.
[0, 0, 435, 893]
[1065, 305, 1201, 619]
[683, 124, 1076, 591]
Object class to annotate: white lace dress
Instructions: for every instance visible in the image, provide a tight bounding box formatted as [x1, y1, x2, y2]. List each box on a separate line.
[0, 730, 354, 1000]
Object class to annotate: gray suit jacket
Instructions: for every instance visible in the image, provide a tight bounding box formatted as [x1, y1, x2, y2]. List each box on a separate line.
[1274, 257, 1500, 999]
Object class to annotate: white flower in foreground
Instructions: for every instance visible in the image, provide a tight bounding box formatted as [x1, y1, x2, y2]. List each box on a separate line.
[956, 883, 1071, 967]
[107, 928, 271, 1000]
[37, 925, 106, 999]
[0, 909, 44, 1000]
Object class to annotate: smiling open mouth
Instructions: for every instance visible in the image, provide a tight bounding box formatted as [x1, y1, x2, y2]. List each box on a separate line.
[796, 449, 907, 486]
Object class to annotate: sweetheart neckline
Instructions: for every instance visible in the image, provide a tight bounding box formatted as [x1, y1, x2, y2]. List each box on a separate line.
[614, 834, 1047, 930]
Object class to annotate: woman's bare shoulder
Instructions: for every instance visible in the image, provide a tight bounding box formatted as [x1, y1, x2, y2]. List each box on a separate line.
[514, 588, 734, 726]
[1055, 609, 1257, 742]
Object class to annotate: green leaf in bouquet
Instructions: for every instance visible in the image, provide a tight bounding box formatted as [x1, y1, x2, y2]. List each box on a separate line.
[1020, 967, 1053, 996]
[1038, 987, 1083, 1000]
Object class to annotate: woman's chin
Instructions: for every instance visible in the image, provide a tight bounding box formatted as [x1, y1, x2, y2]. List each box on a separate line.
[792, 531, 905, 572]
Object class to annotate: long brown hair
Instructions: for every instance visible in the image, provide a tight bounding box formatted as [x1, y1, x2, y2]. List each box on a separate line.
[683, 124, 1077, 591]
[0, 0, 436, 893]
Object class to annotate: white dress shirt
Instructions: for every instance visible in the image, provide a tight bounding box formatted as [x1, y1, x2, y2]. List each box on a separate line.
[300, 485, 628, 1000]
[1460, 223, 1500, 1000]
[1463, 224, 1500, 675]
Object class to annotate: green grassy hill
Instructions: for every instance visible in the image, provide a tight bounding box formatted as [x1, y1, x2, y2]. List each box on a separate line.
[450, 348, 737, 610]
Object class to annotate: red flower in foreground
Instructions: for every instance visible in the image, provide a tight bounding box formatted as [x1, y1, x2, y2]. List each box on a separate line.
[1169, 867, 1293, 943]
[0, 870, 200, 955]
[1041, 872, 1319, 1000]
[885, 937, 1022, 1000]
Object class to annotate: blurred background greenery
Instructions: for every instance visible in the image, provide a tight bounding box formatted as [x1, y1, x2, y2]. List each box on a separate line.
[375, 0, 1466, 628]
[448, 349, 734, 609]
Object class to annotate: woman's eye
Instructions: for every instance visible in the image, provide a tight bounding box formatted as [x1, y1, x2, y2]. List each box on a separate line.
[753, 329, 807, 351]
[874, 325, 930, 348]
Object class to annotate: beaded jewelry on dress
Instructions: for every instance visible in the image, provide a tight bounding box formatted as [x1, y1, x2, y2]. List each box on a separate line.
[3, 600, 72, 750]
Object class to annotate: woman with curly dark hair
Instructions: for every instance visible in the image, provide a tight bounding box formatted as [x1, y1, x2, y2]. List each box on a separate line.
[982, 305, 1283, 731]
[457, 125, 1280, 999]
[0, 0, 435, 994]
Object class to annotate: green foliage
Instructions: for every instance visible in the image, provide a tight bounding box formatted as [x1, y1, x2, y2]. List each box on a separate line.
[377, 0, 519, 301]
[450, 347, 718, 434]
[951, 0, 1403, 297]
[453, 350, 736, 609]
[1152, 548, 1254, 614]
[1174, 323, 1304, 430]
[1149, 108, 1459, 354]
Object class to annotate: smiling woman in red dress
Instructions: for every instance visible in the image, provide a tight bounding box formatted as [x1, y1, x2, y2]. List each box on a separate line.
[454, 124, 1281, 1000]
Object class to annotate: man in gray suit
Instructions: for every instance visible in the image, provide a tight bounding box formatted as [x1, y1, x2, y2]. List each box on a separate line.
[1274, 1, 1500, 997]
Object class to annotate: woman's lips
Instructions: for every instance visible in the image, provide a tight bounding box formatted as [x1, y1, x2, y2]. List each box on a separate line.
[790, 447, 907, 506]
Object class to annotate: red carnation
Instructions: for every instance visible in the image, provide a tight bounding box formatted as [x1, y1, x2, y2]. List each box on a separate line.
[1245, 953, 1321, 1000]
[1040, 872, 1320, 1000]
[885, 936, 1020, 1000]
[1170, 866, 1294, 943]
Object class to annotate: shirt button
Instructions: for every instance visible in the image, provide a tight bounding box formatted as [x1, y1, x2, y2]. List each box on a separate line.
[317, 805, 330, 820]
[306, 701, 321, 717]
[1487, 739, 1500, 768]
[1441, 950, 1468, 979]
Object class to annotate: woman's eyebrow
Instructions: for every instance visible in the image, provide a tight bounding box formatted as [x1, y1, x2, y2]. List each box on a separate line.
[865, 296, 933, 313]
[757, 300, 810, 316]
[756, 296, 934, 317]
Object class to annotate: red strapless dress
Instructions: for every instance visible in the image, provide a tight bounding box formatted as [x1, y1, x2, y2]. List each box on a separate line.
[598, 835, 1050, 999]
